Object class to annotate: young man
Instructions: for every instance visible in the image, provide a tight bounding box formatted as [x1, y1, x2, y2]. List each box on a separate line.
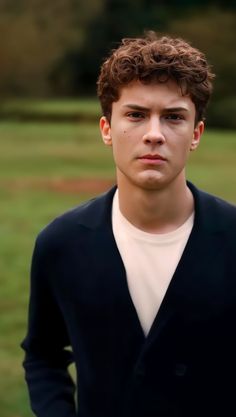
[22, 32, 236, 417]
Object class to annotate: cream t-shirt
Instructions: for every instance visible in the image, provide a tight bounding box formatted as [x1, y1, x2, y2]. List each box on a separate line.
[112, 190, 194, 336]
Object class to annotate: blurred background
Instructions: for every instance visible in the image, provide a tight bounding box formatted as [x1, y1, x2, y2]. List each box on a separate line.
[0, 1, 235, 416]
[0, 0, 236, 127]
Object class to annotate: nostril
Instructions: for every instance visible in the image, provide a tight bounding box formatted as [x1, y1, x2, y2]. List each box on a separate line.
[143, 133, 165, 143]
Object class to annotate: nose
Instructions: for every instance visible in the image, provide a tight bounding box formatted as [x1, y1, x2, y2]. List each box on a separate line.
[142, 116, 165, 145]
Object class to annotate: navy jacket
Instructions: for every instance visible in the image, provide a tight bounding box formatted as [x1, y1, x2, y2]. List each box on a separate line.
[21, 182, 236, 417]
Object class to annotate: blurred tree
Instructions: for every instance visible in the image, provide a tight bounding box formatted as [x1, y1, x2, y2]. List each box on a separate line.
[49, 0, 170, 96]
[0, 0, 235, 119]
[170, 8, 236, 96]
[49, 0, 236, 98]
[169, 8, 236, 127]
[0, 0, 103, 96]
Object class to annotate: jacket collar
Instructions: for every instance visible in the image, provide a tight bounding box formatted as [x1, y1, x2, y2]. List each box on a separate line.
[187, 181, 226, 233]
[76, 181, 227, 233]
[75, 186, 117, 229]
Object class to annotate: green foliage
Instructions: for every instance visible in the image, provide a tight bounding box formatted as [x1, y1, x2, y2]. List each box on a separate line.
[169, 9, 236, 99]
[208, 96, 236, 129]
[0, 0, 103, 96]
[0, 0, 235, 107]
[48, 4, 236, 129]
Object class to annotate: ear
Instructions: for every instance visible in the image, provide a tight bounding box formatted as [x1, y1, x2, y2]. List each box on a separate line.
[100, 116, 112, 146]
[190, 121, 204, 151]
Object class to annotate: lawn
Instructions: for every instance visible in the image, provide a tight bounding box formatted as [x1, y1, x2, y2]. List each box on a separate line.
[0, 98, 101, 122]
[0, 119, 235, 417]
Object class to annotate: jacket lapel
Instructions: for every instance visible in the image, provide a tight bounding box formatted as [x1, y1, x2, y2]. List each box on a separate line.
[76, 187, 145, 347]
[139, 181, 227, 354]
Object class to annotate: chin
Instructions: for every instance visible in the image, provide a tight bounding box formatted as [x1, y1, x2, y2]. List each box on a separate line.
[134, 175, 165, 191]
[142, 183, 164, 191]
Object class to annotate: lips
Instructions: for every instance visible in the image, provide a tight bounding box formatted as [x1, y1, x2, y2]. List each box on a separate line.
[139, 154, 166, 161]
[137, 154, 167, 166]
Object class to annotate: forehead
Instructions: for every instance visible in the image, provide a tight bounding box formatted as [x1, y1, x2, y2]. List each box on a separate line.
[113, 79, 195, 111]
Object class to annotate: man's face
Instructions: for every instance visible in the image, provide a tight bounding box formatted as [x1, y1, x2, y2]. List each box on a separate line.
[100, 80, 204, 191]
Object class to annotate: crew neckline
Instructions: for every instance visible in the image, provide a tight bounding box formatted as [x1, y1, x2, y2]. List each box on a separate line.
[112, 189, 194, 243]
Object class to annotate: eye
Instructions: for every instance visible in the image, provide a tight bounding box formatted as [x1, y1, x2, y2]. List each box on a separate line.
[127, 111, 145, 120]
[165, 113, 184, 122]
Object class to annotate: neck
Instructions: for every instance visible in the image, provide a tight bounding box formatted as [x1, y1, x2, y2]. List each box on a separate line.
[117, 176, 194, 234]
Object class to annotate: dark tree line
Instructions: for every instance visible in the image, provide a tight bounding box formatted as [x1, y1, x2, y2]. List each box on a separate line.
[49, 0, 236, 97]
[0, 0, 236, 126]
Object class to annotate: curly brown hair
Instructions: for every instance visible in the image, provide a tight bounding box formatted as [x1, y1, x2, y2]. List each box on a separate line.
[97, 31, 215, 124]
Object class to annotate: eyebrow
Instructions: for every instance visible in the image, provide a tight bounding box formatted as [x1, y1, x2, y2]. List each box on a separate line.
[165, 107, 189, 113]
[123, 104, 189, 112]
[123, 104, 150, 111]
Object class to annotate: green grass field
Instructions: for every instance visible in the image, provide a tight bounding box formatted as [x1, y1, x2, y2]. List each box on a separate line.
[0, 98, 101, 121]
[0, 119, 235, 417]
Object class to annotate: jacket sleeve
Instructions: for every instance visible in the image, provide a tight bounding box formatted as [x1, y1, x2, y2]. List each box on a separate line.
[21, 235, 77, 417]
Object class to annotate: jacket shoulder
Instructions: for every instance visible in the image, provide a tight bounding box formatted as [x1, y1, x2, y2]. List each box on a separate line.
[190, 181, 236, 231]
[202, 189, 236, 219]
[35, 187, 115, 250]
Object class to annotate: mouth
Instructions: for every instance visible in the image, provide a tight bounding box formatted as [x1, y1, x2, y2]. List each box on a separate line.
[139, 154, 166, 160]
[138, 154, 167, 165]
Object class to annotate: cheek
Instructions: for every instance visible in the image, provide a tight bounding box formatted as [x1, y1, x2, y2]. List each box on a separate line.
[112, 137, 132, 165]
[111, 126, 138, 157]
[178, 142, 193, 162]
[113, 129, 131, 147]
